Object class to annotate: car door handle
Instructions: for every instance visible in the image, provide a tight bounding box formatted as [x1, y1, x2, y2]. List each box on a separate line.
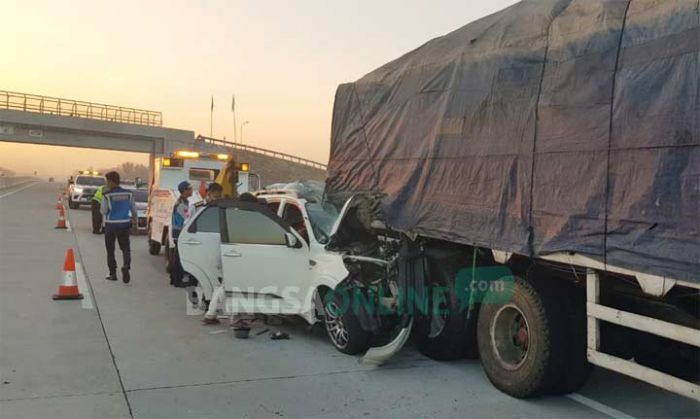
[224, 250, 242, 258]
[182, 239, 201, 245]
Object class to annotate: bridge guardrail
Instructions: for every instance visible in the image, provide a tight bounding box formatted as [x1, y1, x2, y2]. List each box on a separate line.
[0, 90, 162, 127]
[196, 135, 328, 171]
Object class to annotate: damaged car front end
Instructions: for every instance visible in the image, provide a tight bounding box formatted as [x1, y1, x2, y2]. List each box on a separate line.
[323, 194, 415, 364]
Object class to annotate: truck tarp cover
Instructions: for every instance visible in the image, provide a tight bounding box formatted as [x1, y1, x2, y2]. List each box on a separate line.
[326, 0, 699, 283]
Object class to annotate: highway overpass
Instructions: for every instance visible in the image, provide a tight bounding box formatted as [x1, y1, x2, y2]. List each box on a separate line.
[0, 90, 327, 183]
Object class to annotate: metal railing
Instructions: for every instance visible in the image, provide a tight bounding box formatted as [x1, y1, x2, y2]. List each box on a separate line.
[196, 135, 328, 170]
[0, 90, 162, 127]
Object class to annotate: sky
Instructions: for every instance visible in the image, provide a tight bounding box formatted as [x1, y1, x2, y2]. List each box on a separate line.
[1, 0, 518, 177]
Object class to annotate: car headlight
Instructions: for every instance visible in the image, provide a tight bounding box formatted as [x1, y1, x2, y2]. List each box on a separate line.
[74, 187, 83, 193]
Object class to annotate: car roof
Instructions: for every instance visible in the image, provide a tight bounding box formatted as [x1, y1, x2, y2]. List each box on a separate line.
[205, 198, 269, 210]
[256, 193, 307, 204]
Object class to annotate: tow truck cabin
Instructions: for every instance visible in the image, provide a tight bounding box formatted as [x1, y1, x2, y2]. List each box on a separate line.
[147, 150, 254, 256]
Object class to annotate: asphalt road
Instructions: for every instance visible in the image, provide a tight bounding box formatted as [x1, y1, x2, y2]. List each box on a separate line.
[1, 182, 698, 419]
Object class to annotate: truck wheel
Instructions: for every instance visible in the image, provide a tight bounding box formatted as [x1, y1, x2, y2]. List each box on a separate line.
[477, 277, 566, 398]
[414, 258, 473, 360]
[323, 289, 371, 355]
[68, 199, 79, 210]
[148, 240, 161, 255]
[634, 330, 700, 381]
[549, 283, 592, 394]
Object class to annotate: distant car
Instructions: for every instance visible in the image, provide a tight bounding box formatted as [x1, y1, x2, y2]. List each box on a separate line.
[68, 174, 106, 209]
[125, 187, 149, 234]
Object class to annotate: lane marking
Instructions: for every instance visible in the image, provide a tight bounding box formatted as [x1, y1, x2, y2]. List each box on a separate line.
[0, 182, 38, 199]
[568, 393, 636, 419]
[74, 262, 94, 310]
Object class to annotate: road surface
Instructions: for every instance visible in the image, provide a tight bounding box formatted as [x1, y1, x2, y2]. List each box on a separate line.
[1, 182, 698, 419]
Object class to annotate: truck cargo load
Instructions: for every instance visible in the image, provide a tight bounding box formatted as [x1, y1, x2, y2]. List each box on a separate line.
[326, 0, 699, 283]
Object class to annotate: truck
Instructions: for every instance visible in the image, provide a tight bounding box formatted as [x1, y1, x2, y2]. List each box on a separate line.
[68, 171, 106, 209]
[324, 0, 699, 400]
[147, 150, 256, 256]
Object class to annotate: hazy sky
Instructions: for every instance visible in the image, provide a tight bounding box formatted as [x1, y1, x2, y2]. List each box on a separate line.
[1, 0, 518, 177]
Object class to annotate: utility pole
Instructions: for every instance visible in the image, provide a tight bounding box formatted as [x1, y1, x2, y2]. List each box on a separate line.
[240, 121, 250, 145]
[210, 96, 214, 137]
[232, 95, 237, 143]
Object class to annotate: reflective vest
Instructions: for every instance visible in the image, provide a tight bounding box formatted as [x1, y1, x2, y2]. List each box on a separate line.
[92, 185, 105, 203]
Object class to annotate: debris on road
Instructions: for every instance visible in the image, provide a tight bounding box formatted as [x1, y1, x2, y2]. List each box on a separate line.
[270, 331, 289, 340]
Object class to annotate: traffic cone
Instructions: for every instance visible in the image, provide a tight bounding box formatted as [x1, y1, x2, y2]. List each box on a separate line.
[55, 205, 68, 229]
[56, 194, 63, 209]
[53, 248, 83, 300]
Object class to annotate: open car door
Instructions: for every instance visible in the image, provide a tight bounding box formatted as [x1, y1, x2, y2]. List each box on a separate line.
[219, 201, 310, 315]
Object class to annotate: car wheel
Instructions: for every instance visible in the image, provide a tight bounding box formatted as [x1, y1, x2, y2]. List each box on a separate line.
[323, 289, 371, 355]
[68, 199, 79, 210]
[477, 277, 567, 398]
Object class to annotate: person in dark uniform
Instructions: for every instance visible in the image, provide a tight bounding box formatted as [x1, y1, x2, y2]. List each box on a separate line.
[101, 172, 137, 283]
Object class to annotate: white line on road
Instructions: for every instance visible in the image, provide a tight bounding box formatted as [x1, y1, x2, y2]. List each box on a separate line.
[0, 182, 38, 199]
[75, 262, 94, 310]
[568, 393, 636, 419]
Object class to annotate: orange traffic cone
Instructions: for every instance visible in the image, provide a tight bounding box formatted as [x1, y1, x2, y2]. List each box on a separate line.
[56, 194, 63, 209]
[55, 206, 68, 229]
[53, 248, 83, 300]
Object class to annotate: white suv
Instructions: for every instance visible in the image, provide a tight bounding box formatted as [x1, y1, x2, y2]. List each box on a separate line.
[178, 190, 405, 357]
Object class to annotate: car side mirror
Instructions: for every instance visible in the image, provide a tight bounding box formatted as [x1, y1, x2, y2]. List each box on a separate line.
[285, 232, 301, 248]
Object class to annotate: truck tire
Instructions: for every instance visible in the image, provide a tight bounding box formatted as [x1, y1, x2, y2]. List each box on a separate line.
[323, 289, 371, 355]
[634, 330, 700, 382]
[549, 283, 592, 394]
[477, 277, 567, 398]
[148, 240, 161, 255]
[68, 198, 79, 210]
[413, 258, 474, 360]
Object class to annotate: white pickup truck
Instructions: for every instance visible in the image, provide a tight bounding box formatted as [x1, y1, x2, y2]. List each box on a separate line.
[68, 172, 106, 209]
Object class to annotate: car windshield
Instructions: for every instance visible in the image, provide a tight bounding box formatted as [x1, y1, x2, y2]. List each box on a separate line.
[75, 176, 106, 186]
[304, 202, 339, 244]
[132, 190, 149, 203]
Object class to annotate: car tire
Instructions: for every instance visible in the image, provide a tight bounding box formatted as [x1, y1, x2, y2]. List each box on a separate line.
[413, 256, 474, 361]
[323, 289, 371, 355]
[477, 277, 567, 398]
[68, 199, 79, 210]
[148, 239, 161, 255]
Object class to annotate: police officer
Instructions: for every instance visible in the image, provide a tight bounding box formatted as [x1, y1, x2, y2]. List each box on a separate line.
[91, 185, 105, 234]
[169, 181, 193, 286]
[101, 171, 137, 283]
